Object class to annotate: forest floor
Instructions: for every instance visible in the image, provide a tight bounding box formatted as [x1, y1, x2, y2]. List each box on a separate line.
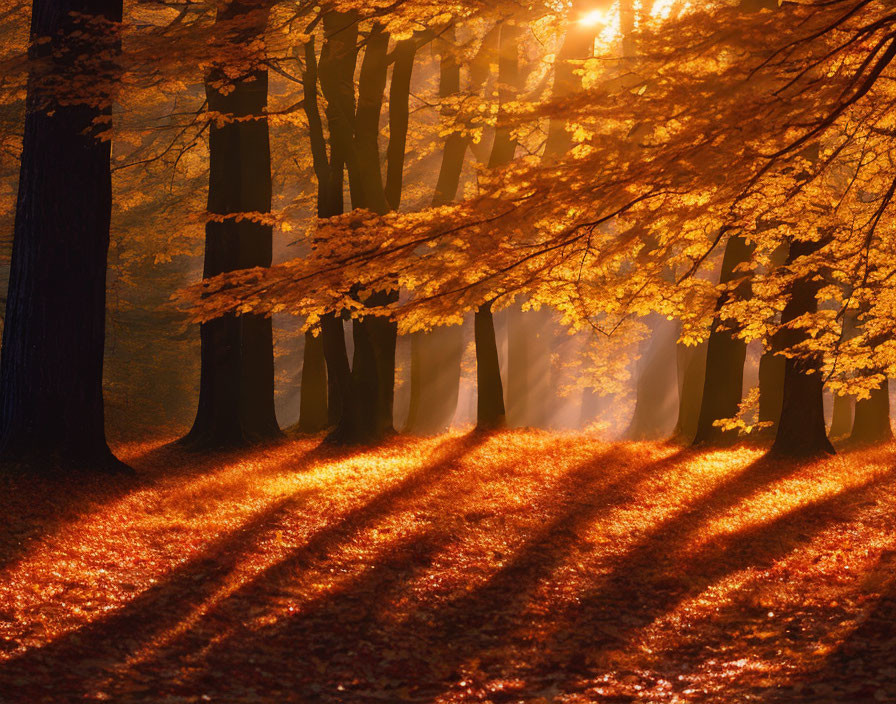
[1, 432, 895, 703]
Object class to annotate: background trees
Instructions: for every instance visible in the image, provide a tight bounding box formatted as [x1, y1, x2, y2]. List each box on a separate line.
[2, 0, 896, 465]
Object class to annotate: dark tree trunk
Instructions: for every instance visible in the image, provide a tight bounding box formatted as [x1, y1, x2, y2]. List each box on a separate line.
[475, 303, 506, 429]
[342, 24, 398, 442]
[297, 36, 331, 431]
[405, 25, 465, 434]
[758, 349, 786, 434]
[385, 38, 415, 211]
[320, 20, 411, 444]
[850, 379, 892, 445]
[770, 240, 835, 457]
[673, 341, 708, 443]
[431, 26, 467, 207]
[184, 1, 281, 449]
[298, 331, 328, 433]
[487, 22, 522, 170]
[693, 235, 754, 446]
[311, 13, 359, 432]
[756, 243, 790, 437]
[828, 393, 854, 440]
[321, 315, 351, 427]
[0, 0, 128, 473]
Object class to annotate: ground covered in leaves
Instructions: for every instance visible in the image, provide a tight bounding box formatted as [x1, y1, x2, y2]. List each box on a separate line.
[1, 432, 896, 703]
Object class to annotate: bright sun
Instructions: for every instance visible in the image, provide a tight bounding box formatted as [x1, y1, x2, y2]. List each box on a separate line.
[579, 8, 609, 27]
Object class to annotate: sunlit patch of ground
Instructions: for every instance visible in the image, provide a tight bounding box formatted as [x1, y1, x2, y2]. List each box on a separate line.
[1, 432, 895, 702]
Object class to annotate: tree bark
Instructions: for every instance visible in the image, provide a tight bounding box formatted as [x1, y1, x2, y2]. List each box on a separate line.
[184, 0, 281, 449]
[770, 240, 835, 457]
[0, 0, 128, 473]
[828, 393, 854, 440]
[625, 316, 679, 440]
[850, 379, 892, 445]
[758, 349, 786, 434]
[344, 24, 398, 441]
[313, 12, 359, 433]
[475, 302, 507, 429]
[693, 235, 754, 445]
[297, 35, 331, 431]
[673, 340, 707, 443]
[298, 331, 328, 433]
[319, 20, 411, 443]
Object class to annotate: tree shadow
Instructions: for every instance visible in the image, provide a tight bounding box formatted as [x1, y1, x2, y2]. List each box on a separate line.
[0, 438, 327, 573]
[0, 432, 489, 698]
[174, 447, 886, 703]
[533, 455, 896, 699]
[92, 444, 690, 701]
[2, 439, 879, 703]
[768, 516, 896, 702]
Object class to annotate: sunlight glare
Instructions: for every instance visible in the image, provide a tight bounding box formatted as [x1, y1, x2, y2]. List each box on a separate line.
[579, 8, 610, 27]
[578, 2, 622, 46]
[650, 0, 676, 20]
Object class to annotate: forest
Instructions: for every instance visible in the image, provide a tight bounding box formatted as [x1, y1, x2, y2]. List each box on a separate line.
[2, 0, 896, 701]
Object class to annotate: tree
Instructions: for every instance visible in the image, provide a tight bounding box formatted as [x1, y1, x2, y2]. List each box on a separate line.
[770, 238, 835, 457]
[183, 0, 282, 449]
[625, 316, 679, 440]
[692, 235, 753, 445]
[313, 9, 360, 433]
[850, 379, 892, 445]
[186, 1, 896, 459]
[672, 340, 707, 442]
[0, 0, 129, 473]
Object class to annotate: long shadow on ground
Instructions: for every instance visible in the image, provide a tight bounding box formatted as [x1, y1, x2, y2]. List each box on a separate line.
[2, 440, 888, 703]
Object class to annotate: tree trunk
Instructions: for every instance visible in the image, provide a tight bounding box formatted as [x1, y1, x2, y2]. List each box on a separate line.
[320, 20, 411, 443]
[343, 24, 398, 442]
[298, 331, 328, 433]
[475, 303, 506, 429]
[184, 1, 281, 449]
[297, 35, 331, 431]
[850, 379, 892, 445]
[320, 315, 351, 427]
[756, 243, 790, 437]
[673, 340, 708, 443]
[828, 393, 854, 440]
[758, 349, 786, 434]
[487, 22, 522, 170]
[625, 316, 679, 440]
[693, 235, 754, 445]
[770, 240, 834, 457]
[310, 14, 359, 432]
[0, 0, 128, 473]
